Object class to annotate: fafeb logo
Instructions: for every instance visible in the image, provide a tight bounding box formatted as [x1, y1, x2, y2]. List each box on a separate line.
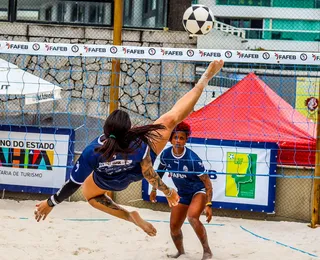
[45, 44, 67, 52]
[312, 54, 320, 61]
[237, 51, 259, 59]
[5, 42, 28, 50]
[161, 49, 183, 56]
[122, 47, 144, 55]
[274, 52, 296, 60]
[84, 46, 106, 53]
[199, 50, 221, 58]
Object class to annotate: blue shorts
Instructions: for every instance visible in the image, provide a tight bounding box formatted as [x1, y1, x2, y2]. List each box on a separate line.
[179, 188, 206, 206]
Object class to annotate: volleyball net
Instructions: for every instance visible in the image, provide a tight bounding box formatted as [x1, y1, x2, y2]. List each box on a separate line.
[0, 40, 319, 215]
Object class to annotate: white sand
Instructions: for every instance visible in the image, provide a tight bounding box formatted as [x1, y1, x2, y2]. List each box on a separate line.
[0, 199, 319, 260]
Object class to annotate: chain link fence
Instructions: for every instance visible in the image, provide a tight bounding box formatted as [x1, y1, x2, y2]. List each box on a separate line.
[0, 0, 318, 52]
[2, 166, 314, 222]
[0, 0, 319, 223]
[0, 48, 318, 222]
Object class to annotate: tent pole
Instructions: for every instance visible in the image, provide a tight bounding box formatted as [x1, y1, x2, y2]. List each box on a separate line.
[311, 91, 320, 228]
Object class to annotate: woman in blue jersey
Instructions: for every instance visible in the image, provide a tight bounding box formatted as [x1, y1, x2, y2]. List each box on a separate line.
[150, 121, 213, 259]
[34, 60, 223, 238]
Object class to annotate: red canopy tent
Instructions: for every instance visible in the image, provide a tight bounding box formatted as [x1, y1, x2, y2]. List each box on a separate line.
[186, 73, 316, 166]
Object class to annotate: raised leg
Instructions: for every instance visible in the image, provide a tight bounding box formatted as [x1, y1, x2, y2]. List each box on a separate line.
[82, 173, 157, 236]
[152, 60, 224, 155]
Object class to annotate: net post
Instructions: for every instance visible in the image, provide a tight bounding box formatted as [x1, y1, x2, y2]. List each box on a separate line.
[107, 0, 123, 200]
[311, 89, 320, 228]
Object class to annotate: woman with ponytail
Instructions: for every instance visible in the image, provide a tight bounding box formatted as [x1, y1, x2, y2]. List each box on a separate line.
[34, 60, 224, 237]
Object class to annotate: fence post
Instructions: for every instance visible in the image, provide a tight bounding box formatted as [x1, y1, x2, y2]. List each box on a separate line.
[107, 0, 123, 199]
[311, 93, 320, 228]
[109, 0, 123, 113]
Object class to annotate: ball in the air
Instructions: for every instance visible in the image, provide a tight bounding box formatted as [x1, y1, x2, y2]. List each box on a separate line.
[182, 5, 214, 36]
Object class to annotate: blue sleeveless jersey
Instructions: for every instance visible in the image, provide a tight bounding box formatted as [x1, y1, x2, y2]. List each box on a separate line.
[70, 135, 156, 191]
[160, 147, 205, 197]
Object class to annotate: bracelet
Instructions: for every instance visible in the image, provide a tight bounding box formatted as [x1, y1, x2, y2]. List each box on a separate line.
[205, 202, 212, 207]
[165, 188, 173, 198]
[151, 188, 157, 192]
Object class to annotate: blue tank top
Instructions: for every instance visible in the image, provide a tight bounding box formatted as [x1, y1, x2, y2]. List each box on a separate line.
[70, 135, 156, 191]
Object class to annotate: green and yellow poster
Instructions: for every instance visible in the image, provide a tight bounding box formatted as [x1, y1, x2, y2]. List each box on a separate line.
[226, 152, 257, 199]
[295, 77, 320, 122]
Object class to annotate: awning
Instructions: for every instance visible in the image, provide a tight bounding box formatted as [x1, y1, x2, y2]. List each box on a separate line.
[0, 58, 61, 104]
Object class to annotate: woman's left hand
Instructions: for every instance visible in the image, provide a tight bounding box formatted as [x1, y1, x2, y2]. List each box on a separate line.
[205, 206, 213, 223]
[34, 200, 53, 222]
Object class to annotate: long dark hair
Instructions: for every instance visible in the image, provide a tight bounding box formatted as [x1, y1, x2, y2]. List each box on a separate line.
[95, 109, 165, 161]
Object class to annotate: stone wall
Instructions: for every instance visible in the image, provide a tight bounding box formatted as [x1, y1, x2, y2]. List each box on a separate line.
[0, 23, 197, 128]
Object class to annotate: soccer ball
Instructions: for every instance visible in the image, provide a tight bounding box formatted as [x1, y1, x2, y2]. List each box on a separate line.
[182, 5, 214, 36]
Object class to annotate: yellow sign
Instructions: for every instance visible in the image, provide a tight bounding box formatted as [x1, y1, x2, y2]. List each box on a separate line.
[226, 152, 256, 199]
[295, 77, 320, 122]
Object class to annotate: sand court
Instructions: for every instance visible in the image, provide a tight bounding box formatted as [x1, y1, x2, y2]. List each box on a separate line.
[0, 199, 319, 260]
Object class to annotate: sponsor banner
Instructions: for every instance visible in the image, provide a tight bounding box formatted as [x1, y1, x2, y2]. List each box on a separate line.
[0, 41, 319, 65]
[25, 89, 61, 105]
[0, 125, 74, 194]
[142, 138, 277, 213]
[295, 77, 320, 122]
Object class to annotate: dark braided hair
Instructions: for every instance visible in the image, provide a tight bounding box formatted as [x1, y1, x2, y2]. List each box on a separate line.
[95, 109, 165, 161]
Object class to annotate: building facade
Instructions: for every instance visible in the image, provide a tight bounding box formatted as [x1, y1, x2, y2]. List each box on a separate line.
[199, 0, 320, 51]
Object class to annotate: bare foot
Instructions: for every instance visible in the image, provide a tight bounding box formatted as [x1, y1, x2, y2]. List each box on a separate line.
[129, 211, 157, 236]
[202, 251, 213, 260]
[167, 252, 185, 258]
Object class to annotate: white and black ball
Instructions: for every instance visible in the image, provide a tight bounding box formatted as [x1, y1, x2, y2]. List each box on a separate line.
[182, 5, 214, 36]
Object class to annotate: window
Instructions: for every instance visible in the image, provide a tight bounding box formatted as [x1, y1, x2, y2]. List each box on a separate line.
[0, 0, 8, 20]
[143, 0, 156, 18]
[124, 0, 167, 29]
[45, 6, 52, 21]
[123, 0, 133, 25]
[216, 18, 263, 39]
[70, 3, 85, 23]
[218, 0, 320, 8]
[3, 0, 168, 29]
[89, 3, 105, 24]
[15, 0, 112, 25]
[216, 0, 271, 6]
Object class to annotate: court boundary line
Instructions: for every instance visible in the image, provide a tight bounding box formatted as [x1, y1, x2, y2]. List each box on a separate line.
[240, 225, 318, 258]
[19, 217, 224, 226]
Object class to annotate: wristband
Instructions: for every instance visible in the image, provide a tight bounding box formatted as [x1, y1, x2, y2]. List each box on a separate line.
[151, 188, 157, 192]
[47, 195, 58, 207]
[205, 202, 212, 207]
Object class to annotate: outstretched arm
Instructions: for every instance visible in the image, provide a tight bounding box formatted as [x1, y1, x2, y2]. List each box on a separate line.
[141, 148, 179, 207]
[34, 179, 82, 222]
[35, 146, 96, 222]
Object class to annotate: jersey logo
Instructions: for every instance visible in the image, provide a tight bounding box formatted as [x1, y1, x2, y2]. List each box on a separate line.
[183, 165, 188, 172]
[172, 172, 187, 178]
[75, 161, 80, 172]
[99, 160, 133, 168]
